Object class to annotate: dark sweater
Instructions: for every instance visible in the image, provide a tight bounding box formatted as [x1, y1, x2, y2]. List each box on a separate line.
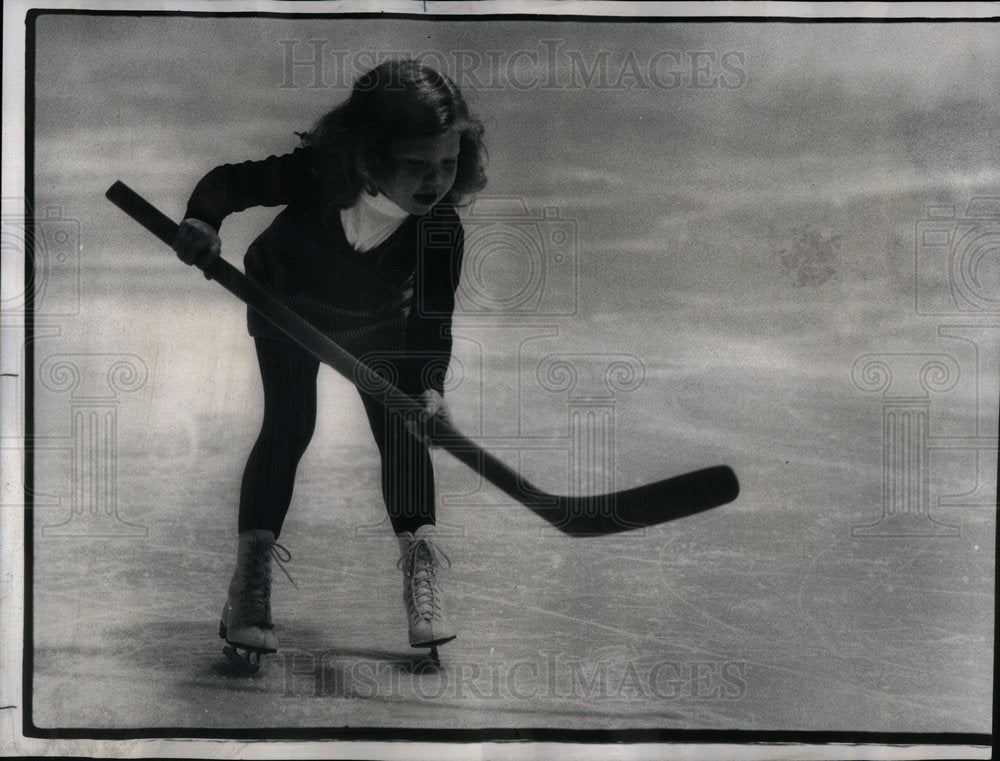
[184, 147, 464, 395]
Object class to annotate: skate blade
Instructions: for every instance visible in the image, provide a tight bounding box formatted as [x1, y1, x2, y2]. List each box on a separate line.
[222, 644, 266, 674]
[219, 620, 277, 652]
[413, 634, 456, 666]
[411, 634, 456, 649]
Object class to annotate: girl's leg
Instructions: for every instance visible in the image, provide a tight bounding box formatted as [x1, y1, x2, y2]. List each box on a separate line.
[359, 388, 454, 651]
[357, 390, 436, 534]
[238, 336, 320, 537]
[222, 337, 317, 671]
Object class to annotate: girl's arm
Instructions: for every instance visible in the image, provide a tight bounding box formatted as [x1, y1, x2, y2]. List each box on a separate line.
[173, 147, 321, 272]
[183, 147, 321, 231]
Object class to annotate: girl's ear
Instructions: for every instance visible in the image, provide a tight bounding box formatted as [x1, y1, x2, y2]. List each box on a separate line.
[356, 159, 380, 197]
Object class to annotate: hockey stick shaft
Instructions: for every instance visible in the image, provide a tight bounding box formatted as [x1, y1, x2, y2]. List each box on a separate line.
[106, 181, 738, 534]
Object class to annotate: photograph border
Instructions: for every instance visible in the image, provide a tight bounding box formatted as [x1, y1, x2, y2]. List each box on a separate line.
[3, 1, 996, 758]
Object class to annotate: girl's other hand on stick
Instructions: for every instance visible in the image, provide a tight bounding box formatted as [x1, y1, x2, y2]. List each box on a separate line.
[172, 218, 221, 272]
[407, 388, 450, 447]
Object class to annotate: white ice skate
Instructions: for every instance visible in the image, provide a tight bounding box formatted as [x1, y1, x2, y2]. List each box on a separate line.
[397, 524, 456, 661]
[218, 528, 292, 673]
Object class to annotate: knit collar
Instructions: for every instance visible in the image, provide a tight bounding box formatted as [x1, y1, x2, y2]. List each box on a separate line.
[357, 190, 410, 220]
[340, 191, 411, 253]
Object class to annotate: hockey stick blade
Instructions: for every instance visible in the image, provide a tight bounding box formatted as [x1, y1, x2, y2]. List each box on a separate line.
[106, 181, 740, 535]
[548, 466, 738, 535]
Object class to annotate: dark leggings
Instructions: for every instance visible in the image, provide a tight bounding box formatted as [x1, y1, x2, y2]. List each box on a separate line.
[238, 337, 436, 537]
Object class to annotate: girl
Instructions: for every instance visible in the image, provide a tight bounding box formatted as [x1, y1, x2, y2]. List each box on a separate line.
[172, 60, 487, 671]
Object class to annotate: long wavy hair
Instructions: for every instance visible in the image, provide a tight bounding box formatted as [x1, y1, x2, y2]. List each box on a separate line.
[298, 59, 487, 208]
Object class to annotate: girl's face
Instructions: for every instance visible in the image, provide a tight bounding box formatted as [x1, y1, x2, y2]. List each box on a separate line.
[373, 128, 461, 215]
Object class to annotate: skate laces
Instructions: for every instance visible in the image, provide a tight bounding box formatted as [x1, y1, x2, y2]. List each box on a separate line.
[398, 537, 450, 622]
[267, 540, 297, 589]
[240, 535, 297, 626]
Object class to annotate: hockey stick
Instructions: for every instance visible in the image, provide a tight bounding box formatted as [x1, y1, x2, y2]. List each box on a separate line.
[106, 181, 739, 535]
